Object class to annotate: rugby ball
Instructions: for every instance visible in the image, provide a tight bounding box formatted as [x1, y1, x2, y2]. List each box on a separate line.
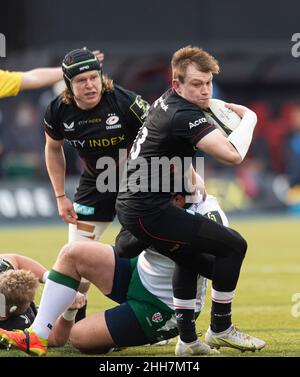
[202, 99, 241, 136]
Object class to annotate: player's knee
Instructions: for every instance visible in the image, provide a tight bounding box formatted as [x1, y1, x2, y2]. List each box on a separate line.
[57, 242, 81, 263]
[116, 228, 148, 258]
[240, 236, 247, 256]
[231, 231, 247, 259]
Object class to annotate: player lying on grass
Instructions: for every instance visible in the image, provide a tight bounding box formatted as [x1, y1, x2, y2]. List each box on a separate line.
[0, 194, 221, 356]
[0, 193, 265, 356]
[0, 254, 46, 330]
[0, 253, 85, 346]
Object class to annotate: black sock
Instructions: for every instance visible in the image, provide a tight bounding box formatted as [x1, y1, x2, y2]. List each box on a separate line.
[175, 309, 197, 343]
[172, 265, 198, 343]
[75, 302, 87, 323]
[211, 301, 232, 333]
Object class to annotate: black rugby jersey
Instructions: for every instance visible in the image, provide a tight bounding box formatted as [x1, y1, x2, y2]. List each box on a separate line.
[44, 85, 149, 178]
[0, 302, 37, 331]
[117, 89, 215, 213]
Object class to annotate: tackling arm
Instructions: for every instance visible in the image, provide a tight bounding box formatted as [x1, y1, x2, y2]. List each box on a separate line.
[48, 292, 86, 347]
[191, 165, 207, 201]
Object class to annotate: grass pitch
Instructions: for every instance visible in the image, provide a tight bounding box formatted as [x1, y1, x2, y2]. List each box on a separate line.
[0, 216, 299, 357]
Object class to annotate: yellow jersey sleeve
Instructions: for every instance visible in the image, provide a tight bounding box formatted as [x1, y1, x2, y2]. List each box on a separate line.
[0, 70, 22, 99]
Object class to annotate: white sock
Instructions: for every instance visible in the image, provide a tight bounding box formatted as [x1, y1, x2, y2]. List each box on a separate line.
[31, 279, 77, 339]
[211, 288, 235, 304]
[173, 297, 196, 310]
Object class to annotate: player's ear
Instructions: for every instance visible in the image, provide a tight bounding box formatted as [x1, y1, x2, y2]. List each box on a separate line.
[172, 79, 180, 92]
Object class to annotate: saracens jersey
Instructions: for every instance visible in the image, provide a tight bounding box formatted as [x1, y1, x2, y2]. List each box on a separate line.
[117, 89, 215, 214]
[44, 85, 149, 180]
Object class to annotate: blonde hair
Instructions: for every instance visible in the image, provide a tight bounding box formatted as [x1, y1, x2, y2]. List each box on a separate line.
[0, 269, 38, 317]
[171, 45, 220, 83]
[62, 74, 114, 105]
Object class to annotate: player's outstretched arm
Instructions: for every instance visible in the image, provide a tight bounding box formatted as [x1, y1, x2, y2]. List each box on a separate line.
[0, 253, 48, 283]
[20, 67, 62, 91]
[18, 49, 104, 91]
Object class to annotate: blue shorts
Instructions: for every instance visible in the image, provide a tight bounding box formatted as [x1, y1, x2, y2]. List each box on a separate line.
[104, 249, 178, 347]
[104, 249, 148, 346]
